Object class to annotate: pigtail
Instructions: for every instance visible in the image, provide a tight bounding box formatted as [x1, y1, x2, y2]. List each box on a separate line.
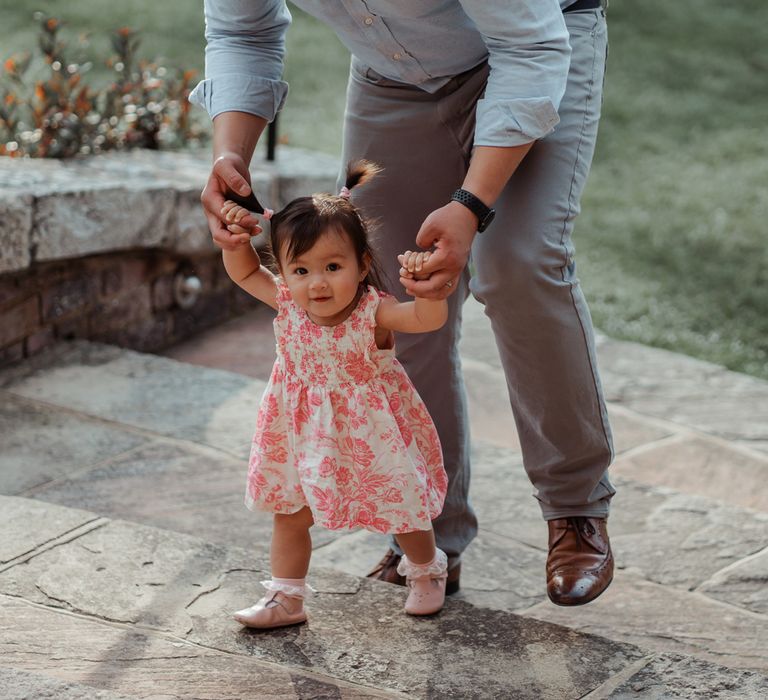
[345, 160, 382, 192]
[225, 188, 270, 217]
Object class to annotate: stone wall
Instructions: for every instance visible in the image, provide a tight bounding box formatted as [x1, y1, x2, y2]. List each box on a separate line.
[0, 148, 339, 367]
[0, 249, 256, 366]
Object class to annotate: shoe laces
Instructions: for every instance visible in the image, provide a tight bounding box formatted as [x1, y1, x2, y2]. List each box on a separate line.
[564, 517, 601, 553]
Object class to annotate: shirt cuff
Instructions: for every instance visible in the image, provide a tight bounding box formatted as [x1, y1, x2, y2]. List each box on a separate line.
[188, 74, 289, 122]
[474, 97, 561, 147]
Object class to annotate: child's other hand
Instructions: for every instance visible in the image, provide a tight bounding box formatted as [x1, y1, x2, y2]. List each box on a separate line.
[221, 200, 259, 246]
[397, 250, 431, 280]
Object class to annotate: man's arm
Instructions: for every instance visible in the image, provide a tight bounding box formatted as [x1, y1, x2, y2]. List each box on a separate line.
[191, 0, 291, 123]
[401, 0, 570, 298]
[459, 0, 571, 148]
[201, 112, 267, 250]
[192, 0, 291, 249]
[400, 144, 532, 298]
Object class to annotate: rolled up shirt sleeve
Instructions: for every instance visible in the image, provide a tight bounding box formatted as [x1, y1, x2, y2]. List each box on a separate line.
[458, 0, 571, 147]
[189, 0, 291, 122]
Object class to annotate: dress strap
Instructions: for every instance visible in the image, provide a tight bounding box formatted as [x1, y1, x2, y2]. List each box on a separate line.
[274, 277, 294, 308]
[357, 285, 386, 329]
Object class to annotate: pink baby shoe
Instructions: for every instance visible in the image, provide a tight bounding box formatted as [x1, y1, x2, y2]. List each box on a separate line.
[396, 549, 448, 616]
[233, 579, 309, 629]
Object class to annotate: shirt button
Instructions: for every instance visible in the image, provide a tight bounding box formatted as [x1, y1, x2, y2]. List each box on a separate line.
[364, 17, 373, 26]
[393, 52, 402, 61]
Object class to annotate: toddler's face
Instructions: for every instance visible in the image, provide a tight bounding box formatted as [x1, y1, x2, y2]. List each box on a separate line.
[280, 229, 369, 326]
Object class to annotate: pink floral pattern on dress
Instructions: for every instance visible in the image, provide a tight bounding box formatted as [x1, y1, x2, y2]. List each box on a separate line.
[245, 283, 447, 534]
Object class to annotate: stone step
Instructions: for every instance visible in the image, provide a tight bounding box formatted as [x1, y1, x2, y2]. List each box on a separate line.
[4, 493, 768, 699]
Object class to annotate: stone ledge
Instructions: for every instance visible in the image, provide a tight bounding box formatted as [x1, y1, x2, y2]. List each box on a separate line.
[0, 147, 340, 273]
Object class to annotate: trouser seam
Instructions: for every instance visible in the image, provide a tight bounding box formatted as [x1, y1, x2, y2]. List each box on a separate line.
[557, 28, 615, 471]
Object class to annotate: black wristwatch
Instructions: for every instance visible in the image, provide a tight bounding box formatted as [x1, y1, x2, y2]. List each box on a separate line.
[451, 188, 496, 232]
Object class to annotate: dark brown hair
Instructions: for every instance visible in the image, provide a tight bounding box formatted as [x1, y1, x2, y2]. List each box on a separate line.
[266, 160, 386, 290]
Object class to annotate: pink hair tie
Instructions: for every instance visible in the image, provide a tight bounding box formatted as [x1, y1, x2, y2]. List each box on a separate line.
[339, 186, 351, 199]
[262, 208, 274, 220]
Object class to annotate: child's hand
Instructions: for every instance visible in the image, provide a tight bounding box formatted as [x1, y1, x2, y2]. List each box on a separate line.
[221, 200, 259, 246]
[398, 250, 431, 280]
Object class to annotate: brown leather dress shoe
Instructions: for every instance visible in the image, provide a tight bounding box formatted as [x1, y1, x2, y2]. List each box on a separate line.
[367, 549, 461, 595]
[546, 516, 613, 606]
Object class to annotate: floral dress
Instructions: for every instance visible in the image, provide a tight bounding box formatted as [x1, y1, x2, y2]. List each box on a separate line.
[245, 282, 447, 534]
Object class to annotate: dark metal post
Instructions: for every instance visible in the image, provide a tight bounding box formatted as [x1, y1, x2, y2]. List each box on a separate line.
[266, 115, 278, 162]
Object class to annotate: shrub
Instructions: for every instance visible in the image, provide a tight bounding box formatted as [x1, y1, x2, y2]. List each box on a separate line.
[0, 13, 207, 158]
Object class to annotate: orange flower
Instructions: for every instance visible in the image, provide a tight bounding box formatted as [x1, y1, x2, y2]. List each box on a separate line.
[46, 18, 59, 32]
[4, 58, 16, 73]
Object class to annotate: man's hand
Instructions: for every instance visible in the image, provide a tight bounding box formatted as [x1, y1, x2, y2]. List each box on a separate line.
[399, 201, 478, 299]
[201, 153, 263, 251]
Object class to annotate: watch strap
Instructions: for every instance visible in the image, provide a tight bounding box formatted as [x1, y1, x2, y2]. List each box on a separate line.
[451, 188, 495, 232]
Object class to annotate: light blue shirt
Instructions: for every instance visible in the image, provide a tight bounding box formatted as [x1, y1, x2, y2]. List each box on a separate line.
[190, 1, 576, 147]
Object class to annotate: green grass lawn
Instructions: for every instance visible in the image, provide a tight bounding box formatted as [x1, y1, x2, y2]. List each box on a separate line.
[2, 1, 767, 379]
[581, 0, 768, 379]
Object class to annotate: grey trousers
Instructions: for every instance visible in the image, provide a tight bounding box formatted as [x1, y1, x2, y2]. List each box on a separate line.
[340, 9, 615, 562]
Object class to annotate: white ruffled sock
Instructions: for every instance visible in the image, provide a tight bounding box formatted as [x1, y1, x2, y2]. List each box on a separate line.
[262, 576, 309, 598]
[396, 548, 448, 579]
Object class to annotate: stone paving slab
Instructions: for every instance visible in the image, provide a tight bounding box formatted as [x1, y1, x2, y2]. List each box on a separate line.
[587, 654, 768, 699]
[163, 303, 278, 379]
[27, 439, 339, 551]
[0, 341, 266, 459]
[461, 357, 521, 452]
[0, 500, 645, 699]
[470, 443, 768, 591]
[466, 442, 547, 550]
[611, 434, 768, 512]
[0, 392, 148, 496]
[450, 529, 546, 611]
[305, 439, 768, 652]
[596, 336, 768, 452]
[0, 667, 134, 700]
[1, 597, 398, 700]
[611, 490, 768, 590]
[0, 496, 101, 566]
[187, 576, 642, 699]
[698, 547, 768, 616]
[522, 570, 768, 672]
[456, 443, 768, 593]
[0, 516, 263, 632]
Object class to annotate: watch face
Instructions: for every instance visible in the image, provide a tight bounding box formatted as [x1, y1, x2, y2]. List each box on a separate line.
[478, 209, 496, 232]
